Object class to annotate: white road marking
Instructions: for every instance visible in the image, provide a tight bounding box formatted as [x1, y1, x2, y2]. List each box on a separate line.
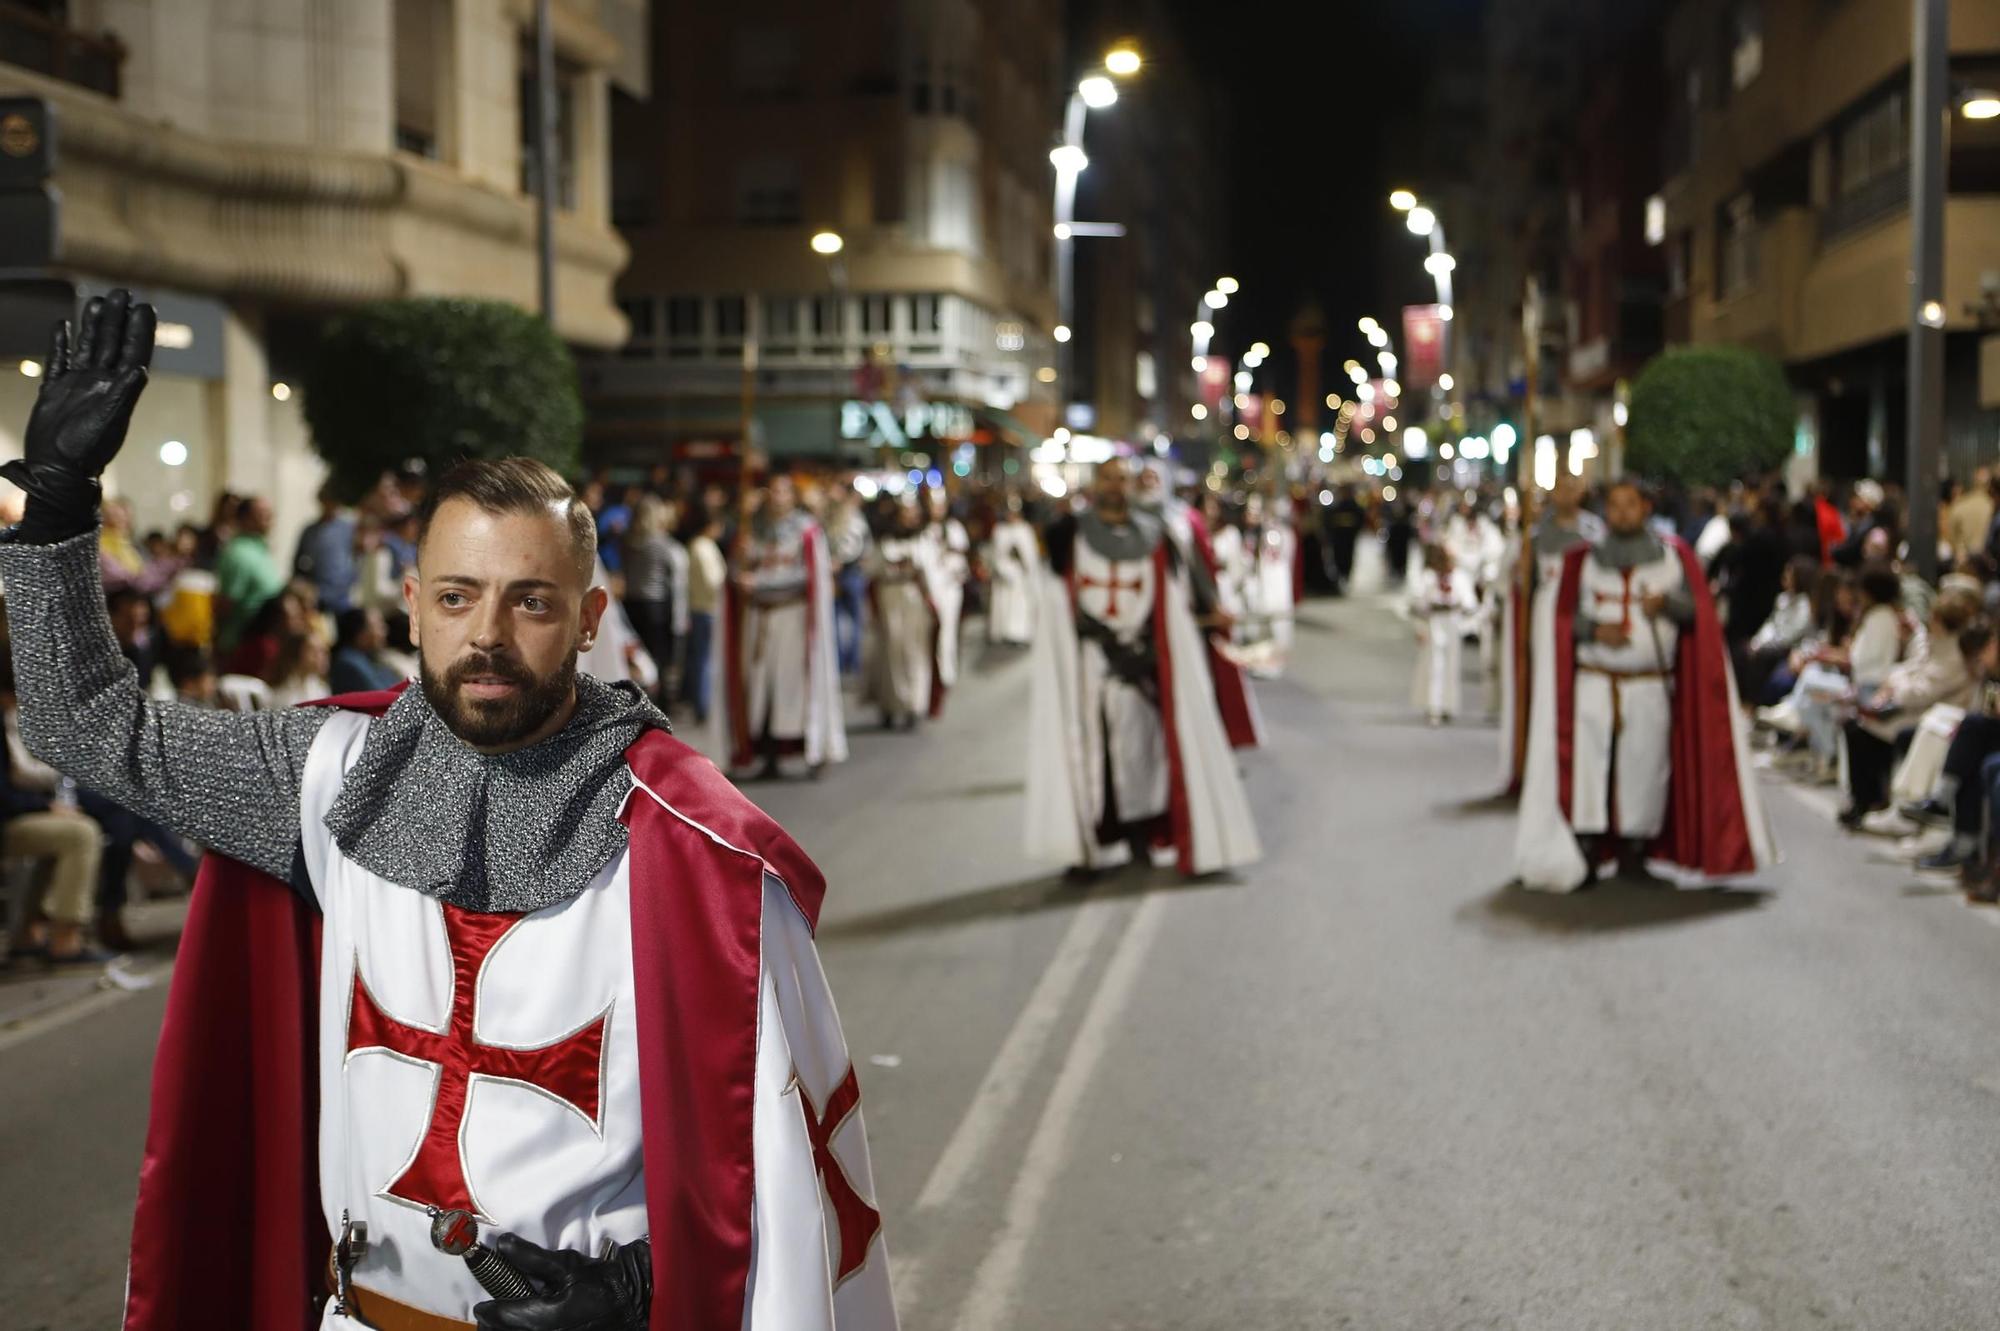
[949, 893, 1166, 1331]
[892, 898, 1118, 1312]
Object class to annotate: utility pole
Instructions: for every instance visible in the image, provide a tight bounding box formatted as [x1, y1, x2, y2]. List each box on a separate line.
[1906, 0, 1947, 582]
[534, 0, 558, 325]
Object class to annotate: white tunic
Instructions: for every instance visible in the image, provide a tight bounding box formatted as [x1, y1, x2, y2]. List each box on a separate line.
[1410, 567, 1476, 719]
[986, 521, 1039, 646]
[1072, 536, 1170, 836]
[866, 534, 935, 719]
[1569, 549, 1686, 839]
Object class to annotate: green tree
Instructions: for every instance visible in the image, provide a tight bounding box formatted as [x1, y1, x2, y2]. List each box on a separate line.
[301, 298, 583, 499]
[1624, 344, 1794, 488]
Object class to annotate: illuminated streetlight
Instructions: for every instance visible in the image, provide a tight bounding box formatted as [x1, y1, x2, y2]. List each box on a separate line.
[1204, 289, 1229, 310]
[1191, 402, 1208, 420]
[1378, 351, 1398, 372]
[1192, 355, 1207, 372]
[1348, 366, 1367, 385]
[1368, 328, 1389, 348]
[1249, 341, 1272, 359]
[1234, 393, 1250, 409]
[1050, 144, 1090, 173]
[1053, 222, 1073, 240]
[1234, 371, 1253, 391]
[1271, 399, 1287, 415]
[271, 381, 292, 402]
[1079, 75, 1118, 108]
[1325, 393, 1341, 409]
[1383, 417, 1397, 432]
[1382, 379, 1401, 397]
[810, 230, 845, 255]
[1216, 276, 1240, 295]
[1922, 300, 1946, 327]
[1424, 252, 1457, 276]
[1191, 319, 1214, 339]
[1358, 317, 1379, 334]
[1962, 92, 2000, 119]
[1104, 44, 1142, 77]
[1053, 325, 1073, 343]
[1406, 206, 1436, 237]
[18, 359, 41, 378]
[1438, 373, 1455, 391]
[1389, 189, 1417, 212]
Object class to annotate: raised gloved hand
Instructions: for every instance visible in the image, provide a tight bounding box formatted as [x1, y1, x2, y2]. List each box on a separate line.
[5, 289, 156, 544]
[471, 1233, 652, 1331]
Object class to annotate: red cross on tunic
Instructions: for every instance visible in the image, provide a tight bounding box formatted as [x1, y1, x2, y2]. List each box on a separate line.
[1078, 562, 1145, 618]
[795, 1065, 882, 1285]
[346, 903, 608, 1218]
[1589, 569, 1635, 634]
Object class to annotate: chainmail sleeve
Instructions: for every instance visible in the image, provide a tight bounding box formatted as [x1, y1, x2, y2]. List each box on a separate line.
[0, 529, 331, 879]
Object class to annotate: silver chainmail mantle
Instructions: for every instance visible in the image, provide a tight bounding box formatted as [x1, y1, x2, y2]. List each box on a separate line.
[0, 528, 670, 912]
[323, 672, 667, 913]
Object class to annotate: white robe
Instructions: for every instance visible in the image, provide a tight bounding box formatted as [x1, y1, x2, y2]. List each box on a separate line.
[866, 534, 935, 721]
[304, 712, 895, 1329]
[1242, 523, 1297, 676]
[1410, 567, 1477, 719]
[710, 517, 849, 769]
[1023, 531, 1261, 875]
[985, 521, 1039, 646]
[924, 519, 970, 689]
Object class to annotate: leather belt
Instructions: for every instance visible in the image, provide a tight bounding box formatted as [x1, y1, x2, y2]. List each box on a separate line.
[328, 1252, 477, 1330]
[1578, 665, 1668, 681]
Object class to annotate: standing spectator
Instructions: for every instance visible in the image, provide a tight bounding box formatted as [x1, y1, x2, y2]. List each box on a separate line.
[1325, 484, 1366, 595]
[595, 481, 634, 573]
[827, 489, 872, 676]
[1831, 480, 1885, 568]
[292, 482, 357, 613]
[214, 494, 286, 651]
[621, 495, 684, 703]
[682, 503, 727, 724]
[221, 587, 307, 682]
[328, 607, 403, 694]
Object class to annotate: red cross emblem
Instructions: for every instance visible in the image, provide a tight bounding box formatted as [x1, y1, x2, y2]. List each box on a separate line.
[1078, 561, 1145, 618]
[795, 1065, 882, 1285]
[346, 903, 609, 1218]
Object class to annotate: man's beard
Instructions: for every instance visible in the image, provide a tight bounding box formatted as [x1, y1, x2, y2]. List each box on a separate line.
[421, 647, 577, 749]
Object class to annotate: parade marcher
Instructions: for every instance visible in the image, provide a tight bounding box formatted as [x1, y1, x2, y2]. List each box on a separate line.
[1141, 467, 1260, 749]
[0, 292, 895, 1329]
[865, 497, 938, 729]
[828, 489, 873, 678]
[1025, 457, 1261, 878]
[1498, 475, 1603, 788]
[1410, 545, 1477, 726]
[1237, 494, 1298, 678]
[922, 487, 970, 701]
[1515, 479, 1777, 891]
[985, 495, 1040, 648]
[713, 472, 849, 779]
[1325, 485, 1366, 595]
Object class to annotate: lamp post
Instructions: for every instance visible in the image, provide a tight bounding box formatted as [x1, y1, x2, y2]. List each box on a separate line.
[1389, 191, 1457, 387]
[1052, 47, 1141, 424]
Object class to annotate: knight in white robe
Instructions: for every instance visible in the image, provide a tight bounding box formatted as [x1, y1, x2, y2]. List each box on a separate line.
[985, 500, 1040, 647]
[1515, 480, 1777, 890]
[923, 489, 970, 696]
[1496, 476, 1604, 787]
[712, 475, 849, 778]
[866, 501, 937, 729]
[1024, 458, 1261, 878]
[1237, 496, 1298, 679]
[1410, 546, 1478, 724]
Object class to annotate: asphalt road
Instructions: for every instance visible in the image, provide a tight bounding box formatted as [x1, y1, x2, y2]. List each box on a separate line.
[9, 586, 2000, 1330]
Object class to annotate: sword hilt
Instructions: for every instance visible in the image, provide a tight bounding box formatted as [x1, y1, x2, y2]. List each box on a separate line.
[428, 1207, 534, 1302]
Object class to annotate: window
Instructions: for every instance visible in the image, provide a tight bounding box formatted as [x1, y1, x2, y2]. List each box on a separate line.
[0, 1, 125, 97]
[911, 294, 941, 335]
[732, 26, 801, 98]
[1729, 1, 1763, 92]
[395, 0, 449, 160]
[764, 297, 801, 356]
[927, 157, 980, 253]
[1717, 194, 1759, 298]
[666, 297, 703, 358]
[1837, 91, 1907, 196]
[1667, 233, 1690, 300]
[518, 48, 580, 209]
[861, 295, 892, 336]
[715, 296, 747, 339]
[812, 296, 844, 354]
[619, 297, 657, 359]
[733, 157, 802, 225]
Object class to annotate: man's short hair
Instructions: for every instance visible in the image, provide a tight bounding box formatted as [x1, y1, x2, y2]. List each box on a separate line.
[416, 458, 596, 579]
[1607, 477, 1652, 505]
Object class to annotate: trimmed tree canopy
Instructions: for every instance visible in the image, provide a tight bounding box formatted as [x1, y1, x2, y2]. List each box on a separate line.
[302, 298, 583, 500]
[1625, 343, 1794, 489]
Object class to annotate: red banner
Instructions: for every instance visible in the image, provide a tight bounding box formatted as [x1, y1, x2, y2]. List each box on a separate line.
[1402, 304, 1445, 392]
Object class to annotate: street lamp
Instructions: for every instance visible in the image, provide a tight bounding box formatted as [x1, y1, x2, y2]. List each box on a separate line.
[810, 230, 844, 255]
[1053, 324, 1073, 343]
[1960, 89, 2000, 119]
[1079, 75, 1118, 108]
[1191, 319, 1214, 339]
[1216, 276, 1240, 294]
[1424, 251, 1457, 276]
[1388, 189, 1417, 212]
[1049, 143, 1089, 173]
[1406, 206, 1436, 237]
[1104, 44, 1143, 77]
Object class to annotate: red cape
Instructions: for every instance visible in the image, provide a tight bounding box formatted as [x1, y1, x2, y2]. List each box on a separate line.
[124, 686, 827, 1331]
[1550, 538, 1760, 877]
[1181, 508, 1261, 750]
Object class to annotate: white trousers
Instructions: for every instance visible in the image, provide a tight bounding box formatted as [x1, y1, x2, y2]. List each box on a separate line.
[746, 600, 810, 741]
[1078, 639, 1169, 834]
[1570, 670, 1672, 838]
[1414, 618, 1462, 718]
[870, 581, 933, 718]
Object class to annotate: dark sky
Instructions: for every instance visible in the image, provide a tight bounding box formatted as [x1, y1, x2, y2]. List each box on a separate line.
[1159, 0, 1485, 399]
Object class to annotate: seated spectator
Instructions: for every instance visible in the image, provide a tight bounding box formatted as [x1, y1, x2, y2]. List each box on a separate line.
[0, 652, 111, 964]
[293, 483, 358, 614]
[329, 607, 405, 694]
[1736, 555, 1819, 706]
[221, 587, 307, 682]
[267, 633, 331, 709]
[1770, 563, 1905, 780]
[99, 497, 181, 597]
[1839, 593, 1983, 828]
[107, 586, 161, 687]
[215, 494, 287, 652]
[166, 648, 219, 708]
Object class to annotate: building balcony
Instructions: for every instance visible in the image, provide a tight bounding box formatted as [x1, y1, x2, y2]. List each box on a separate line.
[0, 1, 122, 99]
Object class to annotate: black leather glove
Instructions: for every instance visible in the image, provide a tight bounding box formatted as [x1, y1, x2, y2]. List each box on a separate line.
[471, 1233, 652, 1331]
[5, 288, 156, 545]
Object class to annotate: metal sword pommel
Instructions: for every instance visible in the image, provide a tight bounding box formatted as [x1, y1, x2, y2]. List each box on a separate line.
[427, 1206, 535, 1302]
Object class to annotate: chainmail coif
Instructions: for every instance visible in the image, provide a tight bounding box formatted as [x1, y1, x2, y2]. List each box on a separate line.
[322, 672, 670, 914]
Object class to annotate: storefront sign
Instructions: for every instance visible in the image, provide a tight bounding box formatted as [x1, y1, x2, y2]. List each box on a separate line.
[839, 399, 974, 446]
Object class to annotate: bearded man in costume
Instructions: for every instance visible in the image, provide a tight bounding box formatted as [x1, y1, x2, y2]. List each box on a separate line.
[3, 293, 895, 1331]
[1025, 457, 1261, 878]
[1134, 463, 1261, 749]
[1514, 478, 1776, 891]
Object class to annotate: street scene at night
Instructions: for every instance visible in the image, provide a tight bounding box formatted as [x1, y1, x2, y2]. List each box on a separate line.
[3, 2, 2000, 1329]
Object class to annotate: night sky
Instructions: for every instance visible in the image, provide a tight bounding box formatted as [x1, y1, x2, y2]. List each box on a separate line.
[1160, 0, 1485, 400]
